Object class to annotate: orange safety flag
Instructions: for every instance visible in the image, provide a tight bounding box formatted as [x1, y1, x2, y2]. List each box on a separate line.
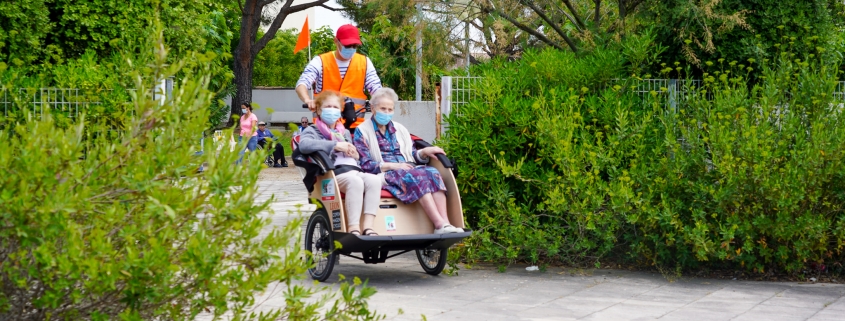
[293, 17, 310, 54]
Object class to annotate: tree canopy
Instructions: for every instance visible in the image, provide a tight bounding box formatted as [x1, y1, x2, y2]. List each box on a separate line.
[0, 0, 228, 67]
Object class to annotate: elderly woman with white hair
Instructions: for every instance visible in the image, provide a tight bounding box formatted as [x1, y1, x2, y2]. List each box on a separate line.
[353, 88, 463, 234]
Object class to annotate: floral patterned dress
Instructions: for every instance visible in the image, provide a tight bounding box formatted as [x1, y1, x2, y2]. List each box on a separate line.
[353, 121, 446, 204]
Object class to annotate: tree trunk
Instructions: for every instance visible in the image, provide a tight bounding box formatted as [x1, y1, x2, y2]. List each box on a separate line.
[229, 0, 259, 127]
[228, 0, 330, 127]
[619, 0, 627, 20]
[231, 52, 254, 126]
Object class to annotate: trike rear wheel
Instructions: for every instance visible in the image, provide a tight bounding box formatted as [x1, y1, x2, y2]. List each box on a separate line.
[416, 248, 447, 275]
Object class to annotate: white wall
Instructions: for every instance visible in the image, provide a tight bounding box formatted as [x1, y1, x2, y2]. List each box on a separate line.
[392, 101, 437, 143]
[226, 88, 305, 125]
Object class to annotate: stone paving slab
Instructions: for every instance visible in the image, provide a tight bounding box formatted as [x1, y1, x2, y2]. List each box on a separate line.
[243, 174, 845, 321]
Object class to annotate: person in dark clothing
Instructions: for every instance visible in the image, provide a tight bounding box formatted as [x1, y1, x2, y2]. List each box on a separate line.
[256, 121, 288, 167]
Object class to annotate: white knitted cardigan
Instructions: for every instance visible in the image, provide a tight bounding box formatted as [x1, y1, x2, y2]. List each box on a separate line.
[356, 118, 422, 171]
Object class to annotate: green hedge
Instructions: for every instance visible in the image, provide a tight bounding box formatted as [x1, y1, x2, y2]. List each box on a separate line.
[444, 34, 845, 274]
[0, 34, 381, 321]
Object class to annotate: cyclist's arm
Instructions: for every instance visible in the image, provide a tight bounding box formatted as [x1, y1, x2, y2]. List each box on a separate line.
[296, 57, 323, 110]
[364, 57, 382, 95]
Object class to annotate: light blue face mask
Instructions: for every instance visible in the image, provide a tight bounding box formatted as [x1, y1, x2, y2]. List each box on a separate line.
[241, 108, 247, 114]
[339, 46, 357, 60]
[373, 111, 393, 125]
[321, 108, 342, 125]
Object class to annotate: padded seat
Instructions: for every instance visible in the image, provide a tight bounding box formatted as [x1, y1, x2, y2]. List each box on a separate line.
[341, 189, 394, 199]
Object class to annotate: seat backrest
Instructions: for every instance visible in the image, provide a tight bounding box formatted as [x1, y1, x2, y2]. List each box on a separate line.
[291, 144, 335, 194]
[290, 134, 301, 152]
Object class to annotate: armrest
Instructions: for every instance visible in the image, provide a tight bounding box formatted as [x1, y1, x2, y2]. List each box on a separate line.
[412, 137, 454, 168]
[309, 150, 336, 171]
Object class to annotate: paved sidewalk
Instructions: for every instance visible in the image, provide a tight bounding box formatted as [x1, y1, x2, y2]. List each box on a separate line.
[253, 174, 845, 321]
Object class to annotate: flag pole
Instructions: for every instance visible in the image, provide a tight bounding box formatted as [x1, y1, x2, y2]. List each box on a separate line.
[308, 14, 312, 61]
[308, 17, 312, 101]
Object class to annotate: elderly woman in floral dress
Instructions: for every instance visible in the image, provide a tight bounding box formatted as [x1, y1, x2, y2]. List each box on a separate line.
[353, 88, 462, 234]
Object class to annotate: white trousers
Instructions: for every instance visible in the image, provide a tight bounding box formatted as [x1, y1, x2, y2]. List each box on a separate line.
[335, 171, 381, 226]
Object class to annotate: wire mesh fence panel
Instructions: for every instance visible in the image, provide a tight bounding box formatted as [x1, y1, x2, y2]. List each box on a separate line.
[1, 88, 9, 118]
[2, 88, 102, 120]
[448, 77, 484, 117]
[835, 81, 845, 102]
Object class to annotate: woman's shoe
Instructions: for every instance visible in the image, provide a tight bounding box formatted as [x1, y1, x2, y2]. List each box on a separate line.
[362, 228, 379, 236]
[434, 225, 463, 234]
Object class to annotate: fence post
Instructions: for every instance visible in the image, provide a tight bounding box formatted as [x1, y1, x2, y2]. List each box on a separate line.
[668, 79, 678, 113]
[440, 76, 452, 136]
[153, 76, 175, 106]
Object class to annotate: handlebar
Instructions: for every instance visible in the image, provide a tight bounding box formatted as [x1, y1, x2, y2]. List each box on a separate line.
[302, 101, 370, 112]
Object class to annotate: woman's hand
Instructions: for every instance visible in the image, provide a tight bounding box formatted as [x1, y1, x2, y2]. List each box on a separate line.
[383, 162, 414, 171]
[333, 142, 354, 152]
[347, 148, 359, 160]
[419, 146, 446, 158]
[334, 142, 358, 158]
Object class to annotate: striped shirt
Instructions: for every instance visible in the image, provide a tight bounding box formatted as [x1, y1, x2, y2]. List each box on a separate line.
[295, 53, 383, 95]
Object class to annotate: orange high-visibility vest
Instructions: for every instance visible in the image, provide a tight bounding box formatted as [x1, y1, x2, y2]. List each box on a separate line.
[318, 51, 368, 129]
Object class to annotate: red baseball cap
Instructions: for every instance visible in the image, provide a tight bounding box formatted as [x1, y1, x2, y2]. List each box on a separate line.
[336, 24, 362, 46]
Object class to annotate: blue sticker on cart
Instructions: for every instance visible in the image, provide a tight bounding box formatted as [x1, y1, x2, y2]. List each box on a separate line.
[331, 210, 342, 230]
[321, 179, 335, 196]
[385, 216, 396, 231]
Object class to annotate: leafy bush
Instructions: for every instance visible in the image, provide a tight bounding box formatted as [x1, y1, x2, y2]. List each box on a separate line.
[443, 32, 845, 275]
[252, 27, 336, 88]
[645, 0, 845, 77]
[0, 34, 381, 321]
[0, 0, 228, 66]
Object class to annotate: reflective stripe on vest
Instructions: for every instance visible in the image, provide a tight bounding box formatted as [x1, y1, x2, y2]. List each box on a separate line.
[318, 51, 368, 128]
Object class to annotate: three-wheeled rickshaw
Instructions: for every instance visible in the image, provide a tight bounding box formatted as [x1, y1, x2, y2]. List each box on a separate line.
[292, 102, 471, 282]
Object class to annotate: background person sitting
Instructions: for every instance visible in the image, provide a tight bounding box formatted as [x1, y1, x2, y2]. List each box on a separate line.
[294, 116, 309, 136]
[353, 88, 462, 234]
[298, 90, 381, 236]
[256, 121, 288, 168]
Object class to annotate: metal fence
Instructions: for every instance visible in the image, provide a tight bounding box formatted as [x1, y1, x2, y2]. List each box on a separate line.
[440, 76, 483, 118]
[1, 88, 102, 119]
[2, 79, 173, 120]
[442, 77, 845, 109]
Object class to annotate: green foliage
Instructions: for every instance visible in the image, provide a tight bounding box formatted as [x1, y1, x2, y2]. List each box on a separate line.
[0, 29, 382, 321]
[1, 0, 228, 66]
[0, 0, 56, 66]
[252, 27, 335, 87]
[0, 51, 133, 130]
[1, 1, 236, 131]
[645, 0, 845, 76]
[359, 16, 447, 100]
[444, 31, 845, 274]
